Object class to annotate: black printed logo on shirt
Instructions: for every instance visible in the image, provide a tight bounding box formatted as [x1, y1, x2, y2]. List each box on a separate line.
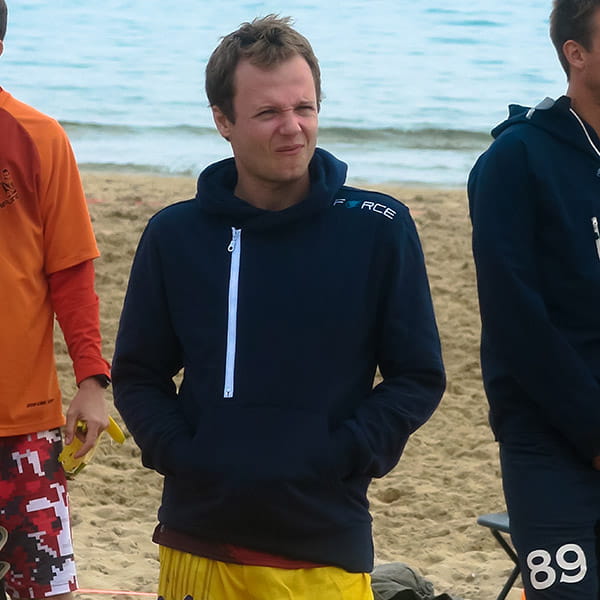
[1, 168, 19, 208]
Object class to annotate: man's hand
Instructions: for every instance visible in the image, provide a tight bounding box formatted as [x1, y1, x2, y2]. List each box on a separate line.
[64, 377, 109, 458]
[593, 456, 600, 471]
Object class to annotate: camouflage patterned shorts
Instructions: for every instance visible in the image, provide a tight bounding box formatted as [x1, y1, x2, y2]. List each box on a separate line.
[0, 429, 77, 599]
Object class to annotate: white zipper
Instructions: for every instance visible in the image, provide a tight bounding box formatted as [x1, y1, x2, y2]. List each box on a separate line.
[570, 110, 600, 262]
[224, 227, 241, 398]
[592, 217, 600, 261]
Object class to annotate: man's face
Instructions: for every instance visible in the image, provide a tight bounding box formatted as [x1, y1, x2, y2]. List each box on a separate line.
[212, 54, 318, 199]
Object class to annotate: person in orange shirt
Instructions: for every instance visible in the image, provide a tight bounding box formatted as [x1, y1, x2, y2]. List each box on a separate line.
[0, 2, 111, 598]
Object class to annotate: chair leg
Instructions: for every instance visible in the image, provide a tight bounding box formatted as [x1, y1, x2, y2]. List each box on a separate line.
[477, 513, 522, 600]
[491, 529, 519, 565]
[489, 530, 520, 600]
[496, 565, 521, 600]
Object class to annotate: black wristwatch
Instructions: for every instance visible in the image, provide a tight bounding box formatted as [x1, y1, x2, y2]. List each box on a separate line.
[90, 374, 111, 389]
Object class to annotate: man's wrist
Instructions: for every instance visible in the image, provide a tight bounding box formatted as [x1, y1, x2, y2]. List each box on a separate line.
[81, 374, 111, 389]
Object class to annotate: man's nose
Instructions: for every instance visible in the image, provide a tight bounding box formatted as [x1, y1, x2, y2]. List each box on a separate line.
[279, 110, 302, 134]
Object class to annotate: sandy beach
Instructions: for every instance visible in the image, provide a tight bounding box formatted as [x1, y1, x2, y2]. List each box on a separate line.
[53, 171, 520, 600]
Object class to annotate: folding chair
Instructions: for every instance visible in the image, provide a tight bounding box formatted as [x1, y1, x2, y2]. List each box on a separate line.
[477, 512, 521, 600]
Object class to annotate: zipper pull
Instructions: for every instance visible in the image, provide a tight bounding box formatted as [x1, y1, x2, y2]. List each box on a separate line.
[228, 227, 240, 253]
[592, 217, 600, 260]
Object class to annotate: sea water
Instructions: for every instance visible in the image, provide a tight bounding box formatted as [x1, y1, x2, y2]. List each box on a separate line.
[1, 1, 566, 187]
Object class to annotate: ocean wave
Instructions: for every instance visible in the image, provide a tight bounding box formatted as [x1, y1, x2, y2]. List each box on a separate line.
[78, 161, 198, 177]
[61, 120, 491, 151]
[318, 126, 490, 150]
[61, 121, 214, 136]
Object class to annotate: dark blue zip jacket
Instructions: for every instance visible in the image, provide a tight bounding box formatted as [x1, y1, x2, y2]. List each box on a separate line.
[112, 148, 445, 572]
[469, 96, 600, 463]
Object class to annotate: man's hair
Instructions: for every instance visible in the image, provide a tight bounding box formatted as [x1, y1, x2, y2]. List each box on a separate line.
[205, 14, 321, 122]
[550, 0, 600, 76]
[0, 0, 7, 42]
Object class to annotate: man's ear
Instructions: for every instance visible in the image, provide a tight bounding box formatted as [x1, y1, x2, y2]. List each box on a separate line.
[0, 40, 4, 58]
[212, 105, 232, 142]
[563, 39, 586, 74]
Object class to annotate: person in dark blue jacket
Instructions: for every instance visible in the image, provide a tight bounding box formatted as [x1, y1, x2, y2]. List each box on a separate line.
[469, 1, 600, 598]
[112, 14, 445, 600]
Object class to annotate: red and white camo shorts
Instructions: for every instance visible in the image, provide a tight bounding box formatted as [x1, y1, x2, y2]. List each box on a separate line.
[0, 429, 77, 599]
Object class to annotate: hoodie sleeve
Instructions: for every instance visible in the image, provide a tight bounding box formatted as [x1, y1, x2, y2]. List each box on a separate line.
[112, 220, 193, 476]
[332, 208, 446, 479]
[469, 131, 600, 461]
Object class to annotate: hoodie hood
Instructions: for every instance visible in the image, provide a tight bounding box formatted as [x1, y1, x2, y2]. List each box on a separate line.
[491, 95, 600, 161]
[195, 147, 348, 231]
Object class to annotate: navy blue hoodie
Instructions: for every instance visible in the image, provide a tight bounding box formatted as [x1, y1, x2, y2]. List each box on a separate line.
[469, 96, 600, 463]
[112, 148, 445, 572]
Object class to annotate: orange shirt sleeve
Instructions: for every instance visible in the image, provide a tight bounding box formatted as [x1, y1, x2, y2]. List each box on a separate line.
[48, 259, 111, 384]
[39, 120, 100, 274]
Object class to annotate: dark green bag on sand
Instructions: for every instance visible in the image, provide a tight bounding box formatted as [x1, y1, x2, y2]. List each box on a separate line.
[371, 562, 463, 600]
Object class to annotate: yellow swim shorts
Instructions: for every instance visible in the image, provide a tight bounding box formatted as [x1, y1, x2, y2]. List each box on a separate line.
[157, 545, 374, 600]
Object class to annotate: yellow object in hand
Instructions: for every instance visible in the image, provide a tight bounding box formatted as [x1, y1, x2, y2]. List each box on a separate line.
[59, 416, 125, 477]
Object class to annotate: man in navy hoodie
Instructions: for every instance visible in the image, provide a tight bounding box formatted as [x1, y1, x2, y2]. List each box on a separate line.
[112, 15, 445, 600]
[469, 1, 600, 598]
